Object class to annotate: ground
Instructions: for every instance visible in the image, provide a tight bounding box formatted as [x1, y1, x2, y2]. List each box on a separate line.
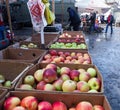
[2, 25, 120, 110]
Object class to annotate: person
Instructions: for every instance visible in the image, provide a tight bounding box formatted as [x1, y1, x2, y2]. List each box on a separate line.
[105, 12, 114, 34]
[89, 12, 96, 34]
[67, 7, 81, 31]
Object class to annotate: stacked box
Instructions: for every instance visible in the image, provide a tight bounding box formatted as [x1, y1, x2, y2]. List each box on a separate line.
[0, 89, 8, 100]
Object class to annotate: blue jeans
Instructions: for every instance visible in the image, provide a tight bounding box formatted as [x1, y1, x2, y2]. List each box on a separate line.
[105, 23, 113, 34]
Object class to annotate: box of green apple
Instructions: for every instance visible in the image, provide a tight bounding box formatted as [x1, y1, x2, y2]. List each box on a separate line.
[15, 63, 104, 94]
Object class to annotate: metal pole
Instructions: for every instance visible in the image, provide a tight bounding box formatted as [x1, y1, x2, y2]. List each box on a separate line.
[5, 0, 13, 43]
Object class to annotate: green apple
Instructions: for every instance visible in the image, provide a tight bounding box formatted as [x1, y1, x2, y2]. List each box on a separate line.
[4, 80, 12, 87]
[24, 75, 35, 86]
[87, 67, 97, 77]
[34, 69, 43, 82]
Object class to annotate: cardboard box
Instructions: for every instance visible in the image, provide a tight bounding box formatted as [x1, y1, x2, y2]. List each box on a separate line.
[38, 49, 92, 64]
[31, 33, 59, 46]
[0, 89, 8, 100]
[0, 60, 33, 90]
[1, 48, 46, 64]
[0, 91, 111, 110]
[15, 63, 103, 94]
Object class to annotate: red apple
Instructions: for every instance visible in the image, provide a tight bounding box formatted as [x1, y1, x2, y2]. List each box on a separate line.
[20, 84, 33, 90]
[69, 107, 76, 110]
[62, 80, 76, 92]
[21, 96, 38, 110]
[66, 56, 72, 60]
[93, 105, 104, 110]
[53, 78, 64, 91]
[60, 67, 71, 75]
[58, 51, 64, 56]
[43, 68, 57, 83]
[79, 72, 91, 82]
[76, 101, 93, 110]
[44, 83, 55, 91]
[34, 69, 44, 82]
[61, 74, 70, 81]
[53, 57, 61, 63]
[78, 68, 86, 74]
[52, 101, 67, 110]
[64, 52, 70, 57]
[49, 50, 57, 56]
[88, 78, 101, 91]
[4, 96, 21, 110]
[44, 54, 51, 60]
[38, 101, 52, 110]
[77, 81, 90, 92]
[46, 63, 57, 71]
[36, 81, 46, 90]
[13, 106, 26, 110]
[69, 70, 80, 81]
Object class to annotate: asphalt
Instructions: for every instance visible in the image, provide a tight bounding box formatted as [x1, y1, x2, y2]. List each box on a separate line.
[2, 25, 120, 110]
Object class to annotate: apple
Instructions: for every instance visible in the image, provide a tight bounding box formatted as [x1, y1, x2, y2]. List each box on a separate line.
[78, 68, 86, 74]
[46, 63, 57, 71]
[79, 72, 91, 82]
[21, 96, 38, 110]
[60, 67, 71, 75]
[76, 101, 93, 110]
[53, 78, 64, 91]
[52, 101, 67, 110]
[62, 80, 76, 92]
[69, 107, 76, 110]
[77, 81, 90, 92]
[38, 101, 52, 110]
[64, 52, 70, 57]
[58, 51, 64, 56]
[36, 81, 46, 90]
[49, 50, 57, 56]
[4, 96, 21, 110]
[43, 68, 57, 83]
[87, 67, 97, 77]
[44, 54, 51, 60]
[93, 105, 104, 110]
[88, 89, 98, 93]
[34, 69, 43, 82]
[13, 106, 26, 110]
[4, 80, 12, 87]
[20, 84, 33, 90]
[61, 74, 70, 81]
[88, 78, 101, 91]
[69, 70, 80, 81]
[53, 57, 61, 63]
[71, 52, 76, 57]
[66, 56, 72, 60]
[24, 75, 35, 86]
[44, 83, 55, 91]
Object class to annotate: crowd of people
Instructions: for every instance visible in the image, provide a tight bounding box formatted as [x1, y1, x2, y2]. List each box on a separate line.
[67, 7, 114, 34]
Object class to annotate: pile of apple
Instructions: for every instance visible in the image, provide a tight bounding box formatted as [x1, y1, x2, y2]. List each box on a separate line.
[50, 42, 87, 49]
[20, 43, 38, 49]
[57, 38, 85, 43]
[59, 33, 84, 39]
[19, 63, 101, 93]
[40, 50, 91, 64]
[3, 95, 105, 110]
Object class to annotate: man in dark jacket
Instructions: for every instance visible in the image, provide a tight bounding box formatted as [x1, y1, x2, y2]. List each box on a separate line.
[67, 7, 81, 31]
[105, 12, 114, 34]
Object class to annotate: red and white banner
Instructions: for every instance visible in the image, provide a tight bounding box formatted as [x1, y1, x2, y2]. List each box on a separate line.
[27, 0, 47, 32]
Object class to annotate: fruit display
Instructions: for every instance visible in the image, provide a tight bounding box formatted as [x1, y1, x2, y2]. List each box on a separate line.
[57, 38, 85, 43]
[15, 63, 103, 93]
[39, 50, 92, 64]
[49, 42, 87, 49]
[0, 91, 111, 110]
[59, 32, 84, 39]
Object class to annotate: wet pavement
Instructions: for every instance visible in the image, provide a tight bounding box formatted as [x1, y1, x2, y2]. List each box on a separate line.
[4, 26, 120, 110]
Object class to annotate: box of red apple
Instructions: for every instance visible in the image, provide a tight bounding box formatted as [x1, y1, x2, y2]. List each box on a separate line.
[15, 63, 104, 94]
[0, 89, 8, 100]
[0, 60, 33, 90]
[1, 48, 46, 64]
[38, 49, 92, 64]
[0, 91, 111, 110]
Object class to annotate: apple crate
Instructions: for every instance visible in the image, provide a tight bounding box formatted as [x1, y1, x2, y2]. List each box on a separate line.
[31, 33, 59, 46]
[0, 91, 111, 110]
[38, 49, 93, 64]
[15, 63, 104, 94]
[0, 60, 33, 90]
[0, 89, 8, 100]
[1, 48, 46, 64]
